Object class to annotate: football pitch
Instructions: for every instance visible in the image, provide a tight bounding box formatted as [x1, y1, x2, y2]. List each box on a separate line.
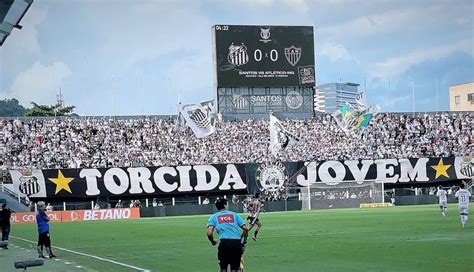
[3, 204, 473, 272]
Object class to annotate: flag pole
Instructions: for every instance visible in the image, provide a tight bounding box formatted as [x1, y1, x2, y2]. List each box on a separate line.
[268, 111, 279, 163]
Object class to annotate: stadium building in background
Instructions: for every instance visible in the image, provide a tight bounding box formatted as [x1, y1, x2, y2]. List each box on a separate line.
[212, 25, 316, 120]
[314, 82, 360, 113]
[449, 81, 474, 111]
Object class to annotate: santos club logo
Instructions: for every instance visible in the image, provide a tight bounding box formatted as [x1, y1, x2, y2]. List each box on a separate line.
[188, 108, 212, 130]
[233, 94, 247, 110]
[228, 43, 249, 66]
[18, 169, 40, 196]
[460, 155, 473, 178]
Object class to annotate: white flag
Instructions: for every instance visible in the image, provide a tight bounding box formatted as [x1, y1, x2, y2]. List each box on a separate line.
[179, 103, 216, 138]
[175, 103, 187, 132]
[269, 114, 300, 156]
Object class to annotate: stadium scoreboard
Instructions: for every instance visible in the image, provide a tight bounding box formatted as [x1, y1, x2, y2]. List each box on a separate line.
[212, 25, 315, 87]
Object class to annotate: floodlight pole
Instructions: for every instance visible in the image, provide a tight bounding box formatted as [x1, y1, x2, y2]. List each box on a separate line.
[411, 78, 415, 115]
[388, 77, 391, 111]
[140, 76, 144, 116]
[83, 76, 86, 116]
[168, 76, 172, 114]
[112, 77, 116, 120]
[436, 77, 439, 112]
[83, 60, 88, 116]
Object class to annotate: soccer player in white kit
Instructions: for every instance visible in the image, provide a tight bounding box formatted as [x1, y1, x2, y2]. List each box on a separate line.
[436, 185, 448, 216]
[454, 183, 472, 228]
[246, 193, 264, 241]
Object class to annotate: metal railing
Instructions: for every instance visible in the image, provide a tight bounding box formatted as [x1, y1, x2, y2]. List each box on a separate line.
[0, 182, 29, 206]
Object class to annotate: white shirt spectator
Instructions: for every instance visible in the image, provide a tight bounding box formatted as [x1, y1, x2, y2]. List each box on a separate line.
[0, 113, 471, 169]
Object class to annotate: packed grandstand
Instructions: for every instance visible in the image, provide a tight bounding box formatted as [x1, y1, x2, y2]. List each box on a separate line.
[1, 111, 472, 170]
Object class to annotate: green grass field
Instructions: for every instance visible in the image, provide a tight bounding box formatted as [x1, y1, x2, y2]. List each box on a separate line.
[4, 204, 473, 272]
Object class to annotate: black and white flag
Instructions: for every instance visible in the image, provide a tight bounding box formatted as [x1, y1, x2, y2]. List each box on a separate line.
[10, 169, 46, 198]
[178, 102, 216, 138]
[269, 114, 300, 156]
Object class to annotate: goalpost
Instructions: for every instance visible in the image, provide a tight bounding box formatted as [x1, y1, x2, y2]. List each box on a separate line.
[301, 180, 384, 210]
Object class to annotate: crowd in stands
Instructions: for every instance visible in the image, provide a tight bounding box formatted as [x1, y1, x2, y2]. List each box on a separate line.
[0, 112, 472, 170]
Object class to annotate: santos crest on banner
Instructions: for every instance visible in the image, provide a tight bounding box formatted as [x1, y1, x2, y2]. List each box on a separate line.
[178, 101, 216, 138]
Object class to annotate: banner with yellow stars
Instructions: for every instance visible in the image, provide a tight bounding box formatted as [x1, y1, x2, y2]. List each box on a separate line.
[9, 156, 472, 199]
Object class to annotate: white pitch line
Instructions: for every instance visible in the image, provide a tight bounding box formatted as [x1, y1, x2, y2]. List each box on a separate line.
[11, 236, 150, 272]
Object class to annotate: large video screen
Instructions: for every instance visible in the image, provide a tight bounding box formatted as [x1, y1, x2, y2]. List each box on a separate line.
[213, 25, 315, 87]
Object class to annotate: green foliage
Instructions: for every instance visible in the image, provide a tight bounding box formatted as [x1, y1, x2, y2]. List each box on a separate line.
[9, 205, 474, 272]
[0, 98, 26, 117]
[25, 102, 75, 117]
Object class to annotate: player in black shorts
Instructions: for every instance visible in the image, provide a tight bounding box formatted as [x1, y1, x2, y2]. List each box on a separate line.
[246, 193, 264, 241]
[207, 198, 248, 271]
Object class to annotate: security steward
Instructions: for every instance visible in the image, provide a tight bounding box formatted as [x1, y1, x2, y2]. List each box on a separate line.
[207, 198, 248, 272]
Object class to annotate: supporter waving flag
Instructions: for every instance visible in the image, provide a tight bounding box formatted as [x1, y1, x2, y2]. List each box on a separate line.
[175, 103, 187, 132]
[178, 101, 216, 138]
[331, 92, 379, 134]
[269, 113, 300, 156]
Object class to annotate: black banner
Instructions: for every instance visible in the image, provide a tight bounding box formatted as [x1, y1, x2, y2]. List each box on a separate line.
[295, 157, 470, 186]
[10, 157, 472, 199]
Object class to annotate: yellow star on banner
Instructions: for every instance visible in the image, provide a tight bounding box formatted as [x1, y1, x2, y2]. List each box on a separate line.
[48, 170, 74, 194]
[431, 158, 452, 179]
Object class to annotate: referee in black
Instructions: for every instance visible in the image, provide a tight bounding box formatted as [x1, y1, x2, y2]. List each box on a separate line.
[207, 198, 248, 272]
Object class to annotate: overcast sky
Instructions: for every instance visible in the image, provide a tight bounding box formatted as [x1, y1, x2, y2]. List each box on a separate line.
[0, 0, 473, 115]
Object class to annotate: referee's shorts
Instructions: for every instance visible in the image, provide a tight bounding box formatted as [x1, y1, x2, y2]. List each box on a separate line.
[218, 239, 243, 270]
